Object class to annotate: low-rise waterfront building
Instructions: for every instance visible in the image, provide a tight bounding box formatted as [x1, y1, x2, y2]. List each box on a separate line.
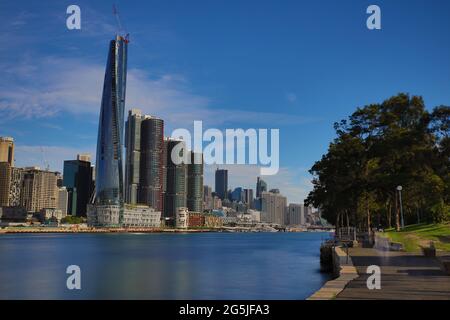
[204, 214, 223, 228]
[176, 207, 189, 229]
[40, 208, 64, 223]
[0, 206, 27, 223]
[87, 204, 161, 227]
[188, 212, 205, 227]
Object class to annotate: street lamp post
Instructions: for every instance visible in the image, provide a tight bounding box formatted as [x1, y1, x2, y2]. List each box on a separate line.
[397, 186, 405, 229]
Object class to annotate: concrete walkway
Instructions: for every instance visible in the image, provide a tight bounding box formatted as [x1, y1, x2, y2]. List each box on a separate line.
[336, 248, 450, 300]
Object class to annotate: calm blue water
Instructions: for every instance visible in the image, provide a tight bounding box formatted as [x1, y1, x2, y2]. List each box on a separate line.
[0, 232, 331, 299]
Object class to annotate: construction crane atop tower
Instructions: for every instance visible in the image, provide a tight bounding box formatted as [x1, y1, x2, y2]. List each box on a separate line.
[113, 4, 129, 43]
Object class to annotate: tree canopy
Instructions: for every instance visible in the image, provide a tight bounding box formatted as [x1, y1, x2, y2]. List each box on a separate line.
[306, 94, 450, 231]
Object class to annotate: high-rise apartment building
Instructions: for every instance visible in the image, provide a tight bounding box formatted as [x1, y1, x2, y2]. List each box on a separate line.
[63, 158, 93, 217]
[215, 169, 228, 200]
[89, 35, 128, 226]
[261, 191, 287, 225]
[8, 167, 23, 206]
[21, 167, 58, 213]
[139, 116, 164, 211]
[124, 108, 143, 204]
[164, 139, 187, 219]
[187, 152, 203, 213]
[124, 109, 164, 211]
[0, 162, 11, 207]
[286, 203, 305, 226]
[0, 137, 14, 166]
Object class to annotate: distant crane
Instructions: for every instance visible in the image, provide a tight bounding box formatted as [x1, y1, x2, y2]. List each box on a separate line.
[40, 146, 50, 171]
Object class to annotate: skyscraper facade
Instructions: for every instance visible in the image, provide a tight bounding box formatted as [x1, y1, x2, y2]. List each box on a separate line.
[58, 186, 69, 215]
[63, 158, 93, 217]
[0, 162, 11, 207]
[187, 152, 204, 213]
[261, 191, 287, 225]
[21, 168, 58, 213]
[256, 177, 267, 198]
[0, 137, 14, 166]
[203, 185, 213, 210]
[244, 188, 254, 208]
[94, 35, 128, 211]
[286, 203, 305, 226]
[164, 139, 187, 219]
[215, 169, 228, 200]
[230, 187, 244, 202]
[8, 167, 23, 207]
[124, 109, 143, 204]
[139, 116, 164, 211]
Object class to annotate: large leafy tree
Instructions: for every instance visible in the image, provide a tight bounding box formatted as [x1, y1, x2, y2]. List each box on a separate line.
[306, 94, 450, 229]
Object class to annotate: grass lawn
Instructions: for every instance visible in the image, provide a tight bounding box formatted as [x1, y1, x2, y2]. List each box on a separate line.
[381, 223, 450, 252]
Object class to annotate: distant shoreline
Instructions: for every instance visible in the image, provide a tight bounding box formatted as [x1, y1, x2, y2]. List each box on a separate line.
[0, 226, 332, 234]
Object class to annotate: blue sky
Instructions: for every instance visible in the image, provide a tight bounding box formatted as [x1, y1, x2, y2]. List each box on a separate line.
[1, 0, 450, 203]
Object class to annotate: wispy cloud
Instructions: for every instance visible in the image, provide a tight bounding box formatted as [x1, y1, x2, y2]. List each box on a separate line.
[0, 57, 315, 128]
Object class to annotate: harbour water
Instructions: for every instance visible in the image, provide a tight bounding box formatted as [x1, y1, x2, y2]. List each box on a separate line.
[0, 232, 331, 299]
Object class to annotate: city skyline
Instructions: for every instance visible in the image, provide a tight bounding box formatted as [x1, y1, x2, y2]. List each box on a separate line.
[2, 1, 450, 204]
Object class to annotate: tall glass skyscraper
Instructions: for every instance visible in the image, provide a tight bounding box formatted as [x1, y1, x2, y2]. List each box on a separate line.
[94, 35, 128, 215]
[139, 116, 164, 211]
[63, 158, 93, 217]
[215, 169, 228, 200]
[187, 152, 204, 213]
[164, 139, 187, 219]
[124, 109, 143, 204]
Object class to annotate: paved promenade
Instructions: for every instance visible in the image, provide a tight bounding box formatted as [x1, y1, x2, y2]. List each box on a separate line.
[336, 248, 450, 300]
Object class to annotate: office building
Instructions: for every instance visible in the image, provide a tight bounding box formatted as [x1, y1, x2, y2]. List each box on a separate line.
[187, 152, 203, 213]
[89, 35, 128, 226]
[243, 188, 254, 208]
[215, 169, 228, 200]
[203, 185, 213, 210]
[63, 158, 93, 217]
[261, 191, 287, 225]
[58, 186, 68, 215]
[164, 139, 187, 219]
[0, 137, 14, 166]
[230, 187, 244, 202]
[213, 196, 222, 209]
[256, 177, 267, 198]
